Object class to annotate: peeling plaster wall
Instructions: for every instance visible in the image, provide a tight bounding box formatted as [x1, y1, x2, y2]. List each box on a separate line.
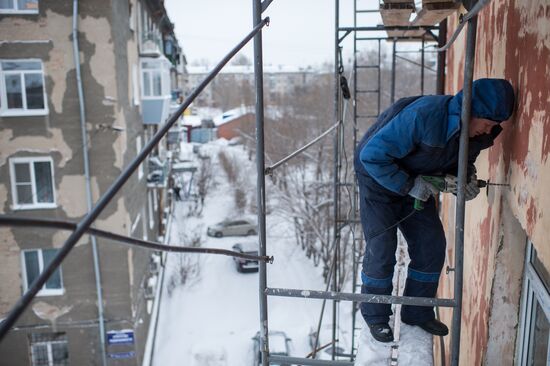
[438, 0, 550, 364]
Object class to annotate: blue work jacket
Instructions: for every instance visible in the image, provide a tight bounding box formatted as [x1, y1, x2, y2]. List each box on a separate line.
[355, 78, 514, 197]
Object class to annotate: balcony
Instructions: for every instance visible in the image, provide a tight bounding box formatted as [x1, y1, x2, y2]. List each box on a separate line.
[141, 56, 172, 125]
[140, 31, 163, 57]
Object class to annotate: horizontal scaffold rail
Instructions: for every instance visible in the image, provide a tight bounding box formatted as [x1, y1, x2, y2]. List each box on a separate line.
[266, 288, 456, 307]
[339, 25, 439, 32]
[269, 355, 354, 366]
[0, 216, 272, 262]
[264, 121, 341, 175]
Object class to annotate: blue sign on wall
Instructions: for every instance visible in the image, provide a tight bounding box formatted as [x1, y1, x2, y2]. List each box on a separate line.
[107, 330, 134, 345]
[108, 352, 135, 359]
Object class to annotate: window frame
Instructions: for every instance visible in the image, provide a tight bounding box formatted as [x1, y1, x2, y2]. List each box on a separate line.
[0, 59, 48, 116]
[0, 0, 39, 14]
[516, 241, 550, 365]
[29, 332, 68, 366]
[9, 156, 57, 210]
[136, 136, 144, 180]
[21, 248, 65, 297]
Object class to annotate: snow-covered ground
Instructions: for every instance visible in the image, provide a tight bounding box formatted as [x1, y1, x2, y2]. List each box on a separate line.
[152, 141, 433, 365]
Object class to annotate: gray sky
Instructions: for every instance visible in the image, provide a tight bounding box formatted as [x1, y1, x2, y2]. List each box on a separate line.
[165, 0, 363, 68]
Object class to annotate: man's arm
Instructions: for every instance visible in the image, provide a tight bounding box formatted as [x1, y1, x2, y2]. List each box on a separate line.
[358, 110, 421, 195]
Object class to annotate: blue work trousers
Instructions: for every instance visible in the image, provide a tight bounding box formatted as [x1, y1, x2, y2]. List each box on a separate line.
[359, 194, 446, 325]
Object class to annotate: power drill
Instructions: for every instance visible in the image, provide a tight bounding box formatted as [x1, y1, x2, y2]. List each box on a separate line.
[413, 175, 509, 210]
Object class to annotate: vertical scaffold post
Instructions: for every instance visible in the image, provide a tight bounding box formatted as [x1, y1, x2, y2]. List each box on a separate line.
[332, 0, 341, 360]
[420, 35, 425, 95]
[436, 20, 447, 95]
[253, 1, 269, 365]
[391, 38, 397, 103]
[451, 15, 478, 366]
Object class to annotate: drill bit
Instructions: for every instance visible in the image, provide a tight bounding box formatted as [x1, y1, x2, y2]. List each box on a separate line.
[477, 179, 510, 188]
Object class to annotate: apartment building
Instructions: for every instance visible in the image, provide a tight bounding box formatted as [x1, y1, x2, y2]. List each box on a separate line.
[0, 0, 185, 365]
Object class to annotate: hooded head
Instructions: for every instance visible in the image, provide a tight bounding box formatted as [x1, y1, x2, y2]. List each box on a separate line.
[447, 78, 515, 140]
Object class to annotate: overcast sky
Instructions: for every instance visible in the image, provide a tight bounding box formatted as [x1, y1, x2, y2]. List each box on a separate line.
[164, 0, 372, 68]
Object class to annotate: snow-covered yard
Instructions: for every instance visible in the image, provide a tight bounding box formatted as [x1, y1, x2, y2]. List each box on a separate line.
[152, 141, 434, 365]
[153, 142, 346, 365]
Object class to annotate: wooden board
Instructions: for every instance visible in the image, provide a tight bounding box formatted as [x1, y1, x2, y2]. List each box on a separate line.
[380, 7, 414, 26]
[412, 2, 459, 26]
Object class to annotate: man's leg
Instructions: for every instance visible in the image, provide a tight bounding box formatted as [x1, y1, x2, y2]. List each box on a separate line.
[359, 197, 400, 326]
[398, 196, 446, 324]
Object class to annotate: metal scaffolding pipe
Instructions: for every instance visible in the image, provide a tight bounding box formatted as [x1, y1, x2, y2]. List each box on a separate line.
[450, 15, 478, 366]
[436, 20, 447, 95]
[391, 39, 397, 103]
[264, 121, 341, 175]
[253, 1, 269, 365]
[266, 288, 456, 307]
[0, 216, 272, 262]
[0, 17, 270, 342]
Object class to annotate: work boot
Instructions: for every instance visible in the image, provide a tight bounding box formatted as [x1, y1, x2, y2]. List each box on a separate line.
[368, 323, 394, 343]
[404, 318, 449, 336]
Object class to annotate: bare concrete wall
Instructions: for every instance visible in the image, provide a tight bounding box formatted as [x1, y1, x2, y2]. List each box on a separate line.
[437, 0, 550, 364]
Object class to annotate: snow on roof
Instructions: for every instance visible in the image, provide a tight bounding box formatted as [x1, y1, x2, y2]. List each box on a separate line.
[181, 114, 203, 127]
[213, 106, 253, 126]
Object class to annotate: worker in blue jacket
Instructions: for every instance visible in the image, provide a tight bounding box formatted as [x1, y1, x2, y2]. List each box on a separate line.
[354, 78, 515, 342]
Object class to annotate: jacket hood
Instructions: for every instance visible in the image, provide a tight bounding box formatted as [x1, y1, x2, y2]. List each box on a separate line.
[446, 78, 515, 140]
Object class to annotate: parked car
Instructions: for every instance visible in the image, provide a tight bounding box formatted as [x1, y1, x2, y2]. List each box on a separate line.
[231, 242, 259, 273]
[207, 219, 257, 238]
[252, 330, 292, 366]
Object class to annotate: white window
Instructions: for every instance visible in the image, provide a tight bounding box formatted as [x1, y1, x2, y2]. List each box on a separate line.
[9, 157, 56, 210]
[141, 60, 163, 98]
[29, 332, 68, 366]
[136, 135, 143, 180]
[21, 249, 64, 296]
[142, 207, 148, 241]
[132, 64, 140, 106]
[148, 190, 154, 229]
[517, 241, 550, 365]
[0, 0, 38, 14]
[0, 60, 47, 116]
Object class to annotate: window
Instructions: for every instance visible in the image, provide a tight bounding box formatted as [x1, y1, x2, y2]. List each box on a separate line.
[29, 332, 68, 366]
[148, 191, 154, 229]
[0, 60, 47, 116]
[141, 60, 162, 97]
[136, 136, 144, 180]
[0, 0, 38, 14]
[21, 249, 64, 296]
[517, 242, 550, 365]
[9, 157, 56, 210]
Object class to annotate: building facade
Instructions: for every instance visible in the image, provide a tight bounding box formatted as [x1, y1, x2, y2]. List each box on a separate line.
[437, 1, 550, 364]
[0, 0, 185, 365]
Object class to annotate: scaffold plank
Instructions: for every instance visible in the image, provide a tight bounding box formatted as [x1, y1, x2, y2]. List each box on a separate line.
[380, 2, 414, 27]
[412, 1, 459, 26]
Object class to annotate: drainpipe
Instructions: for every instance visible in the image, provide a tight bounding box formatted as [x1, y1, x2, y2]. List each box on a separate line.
[72, 1, 108, 366]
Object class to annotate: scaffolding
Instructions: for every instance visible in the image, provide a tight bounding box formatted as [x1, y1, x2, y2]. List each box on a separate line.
[0, 0, 490, 365]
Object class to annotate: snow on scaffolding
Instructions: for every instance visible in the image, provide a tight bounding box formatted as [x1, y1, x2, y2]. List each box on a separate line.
[355, 322, 433, 365]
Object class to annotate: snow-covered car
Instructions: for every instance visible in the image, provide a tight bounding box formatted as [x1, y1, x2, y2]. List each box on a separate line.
[252, 331, 292, 366]
[207, 219, 257, 238]
[231, 242, 259, 273]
